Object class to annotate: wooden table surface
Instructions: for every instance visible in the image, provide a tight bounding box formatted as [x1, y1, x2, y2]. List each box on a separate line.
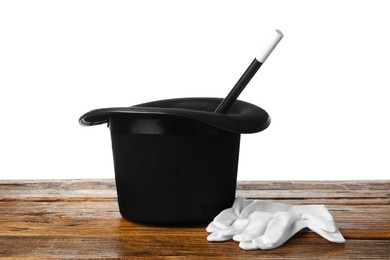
[0, 180, 389, 259]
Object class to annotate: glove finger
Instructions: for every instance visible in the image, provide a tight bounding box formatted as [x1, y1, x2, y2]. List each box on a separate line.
[213, 208, 237, 229]
[218, 218, 250, 236]
[252, 218, 306, 250]
[206, 222, 219, 233]
[256, 211, 300, 247]
[207, 231, 231, 242]
[233, 211, 273, 242]
[292, 205, 337, 232]
[306, 221, 346, 243]
[302, 212, 337, 233]
[239, 241, 259, 250]
[208, 218, 250, 241]
[212, 197, 245, 229]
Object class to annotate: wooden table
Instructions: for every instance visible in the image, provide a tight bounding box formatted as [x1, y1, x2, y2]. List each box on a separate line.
[0, 180, 389, 259]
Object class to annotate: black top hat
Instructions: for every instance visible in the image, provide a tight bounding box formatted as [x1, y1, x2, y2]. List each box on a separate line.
[79, 97, 270, 134]
[79, 97, 270, 224]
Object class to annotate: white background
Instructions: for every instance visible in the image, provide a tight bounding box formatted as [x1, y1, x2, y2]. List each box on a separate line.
[1, 0, 389, 180]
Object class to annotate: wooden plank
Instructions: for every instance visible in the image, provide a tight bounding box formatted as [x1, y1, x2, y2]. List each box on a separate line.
[0, 236, 388, 259]
[236, 189, 390, 199]
[3, 179, 387, 190]
[0, 201, 388, 239]
[0, 179, 117, 201]
[237, 180, 390, 191]
[0, 180, 388, 259]
[1, 179, 389, 201]
[249, 198, 388, 206]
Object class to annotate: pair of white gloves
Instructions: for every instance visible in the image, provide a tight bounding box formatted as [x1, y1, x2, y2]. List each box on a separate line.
[206, 197, 345, 250]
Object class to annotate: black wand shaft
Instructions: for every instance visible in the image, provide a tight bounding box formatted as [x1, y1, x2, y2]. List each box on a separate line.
[214, 29, 284, 114]
[214, 58, 262, 113]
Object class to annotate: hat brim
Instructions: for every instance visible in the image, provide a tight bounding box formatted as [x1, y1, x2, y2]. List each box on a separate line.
[79, 97, 270, 134]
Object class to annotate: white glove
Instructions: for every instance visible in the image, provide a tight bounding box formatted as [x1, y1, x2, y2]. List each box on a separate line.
[206, 197, 345, 250]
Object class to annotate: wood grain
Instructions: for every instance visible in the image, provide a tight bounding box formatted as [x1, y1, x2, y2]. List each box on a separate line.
[0, 180, 389, 259]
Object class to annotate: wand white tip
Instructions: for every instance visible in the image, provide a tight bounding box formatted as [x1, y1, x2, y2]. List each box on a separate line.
[256, 29, 284, 63]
